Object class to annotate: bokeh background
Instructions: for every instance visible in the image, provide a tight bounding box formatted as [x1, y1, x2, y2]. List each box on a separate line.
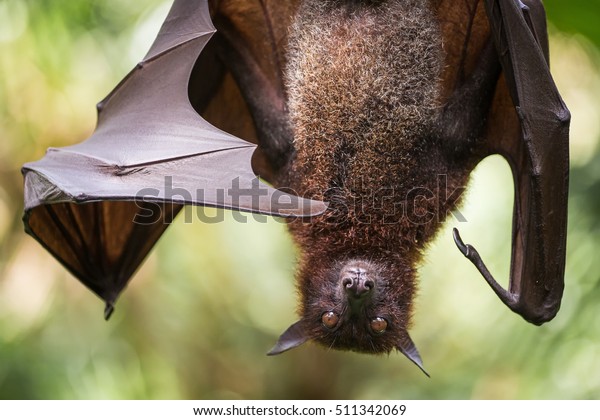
[1, 0, 599, 399]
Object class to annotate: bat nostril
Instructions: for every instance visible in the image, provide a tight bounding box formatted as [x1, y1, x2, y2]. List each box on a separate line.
[343, 277, 353, 288]
[355, 279, 374, 297]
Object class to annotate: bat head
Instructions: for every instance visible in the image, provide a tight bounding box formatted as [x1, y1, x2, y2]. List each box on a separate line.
[267, 256, 428, 375]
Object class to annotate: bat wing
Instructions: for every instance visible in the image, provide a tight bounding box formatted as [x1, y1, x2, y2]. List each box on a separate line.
[196, 0, 301, 180]
[22, 0, 325, 319]
[438, 0, 570, 324]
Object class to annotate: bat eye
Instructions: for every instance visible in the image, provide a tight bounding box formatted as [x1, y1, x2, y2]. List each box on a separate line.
[370, 317, 388, 334]
[321, 311, 340, 329]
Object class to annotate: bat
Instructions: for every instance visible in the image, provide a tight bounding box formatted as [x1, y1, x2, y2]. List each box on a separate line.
[22, 0, 569, 376]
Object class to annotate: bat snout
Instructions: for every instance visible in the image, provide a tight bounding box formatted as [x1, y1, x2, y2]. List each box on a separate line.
[340, 261, 376, 299]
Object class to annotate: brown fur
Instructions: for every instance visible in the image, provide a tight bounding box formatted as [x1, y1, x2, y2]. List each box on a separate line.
[276, 0, 472, 354]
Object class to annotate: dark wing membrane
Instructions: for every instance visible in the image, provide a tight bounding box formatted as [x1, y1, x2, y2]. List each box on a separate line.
[204, 0, 301, 178]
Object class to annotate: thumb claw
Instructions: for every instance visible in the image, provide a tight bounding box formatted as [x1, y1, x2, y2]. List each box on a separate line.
[104, 302, 115, 320]
[452, 227, 469, 256]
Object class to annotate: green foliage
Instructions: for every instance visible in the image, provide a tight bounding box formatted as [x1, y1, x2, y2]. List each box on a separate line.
[1, 0, 599, 399]
[545, 0, 600, 49]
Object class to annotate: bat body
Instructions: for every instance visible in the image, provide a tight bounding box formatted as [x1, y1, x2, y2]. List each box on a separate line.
[22, 0, 569, 375]
[270, 0, 453, 372]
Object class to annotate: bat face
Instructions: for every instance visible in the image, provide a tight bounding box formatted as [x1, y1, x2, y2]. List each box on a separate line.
[296, 257, 414, 354]
[269, 245, 427, 373]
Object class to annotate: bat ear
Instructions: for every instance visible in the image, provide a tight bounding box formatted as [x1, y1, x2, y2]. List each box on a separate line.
[396, 331, 430, 377]
[267, 320, 309, 356]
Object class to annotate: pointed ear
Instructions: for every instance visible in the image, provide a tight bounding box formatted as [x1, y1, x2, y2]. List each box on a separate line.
[267, 320, 309, 356]
[397, 331, 430, 378]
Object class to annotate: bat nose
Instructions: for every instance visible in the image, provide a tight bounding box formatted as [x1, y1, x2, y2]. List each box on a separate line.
[341, 267, 375, 299]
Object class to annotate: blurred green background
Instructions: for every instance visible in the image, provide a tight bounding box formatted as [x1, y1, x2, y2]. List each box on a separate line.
[1, 0, 599, 399]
